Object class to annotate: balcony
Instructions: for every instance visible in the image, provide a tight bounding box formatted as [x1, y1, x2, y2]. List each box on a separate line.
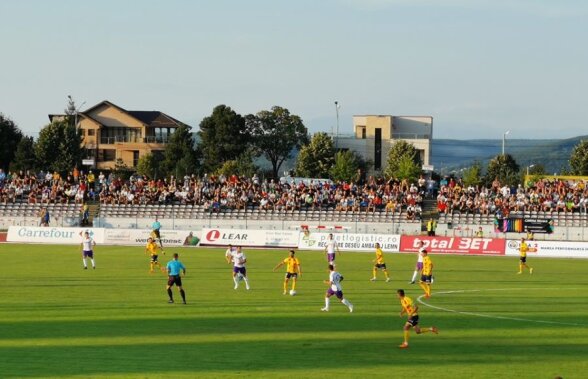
[100, 136, 170, 144]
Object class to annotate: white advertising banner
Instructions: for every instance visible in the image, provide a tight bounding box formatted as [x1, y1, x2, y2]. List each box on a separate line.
[505, 239, 588, 259]
[200, 228, 298, 248]
[103, 229, 200, 246]
[7, 226, 105, 244]
[298, 232, 401, 252]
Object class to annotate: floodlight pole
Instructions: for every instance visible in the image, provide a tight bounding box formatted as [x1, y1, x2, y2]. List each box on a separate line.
[335, 101, 340, 150]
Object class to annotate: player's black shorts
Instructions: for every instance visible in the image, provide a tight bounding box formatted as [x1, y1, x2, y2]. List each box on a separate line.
[285, 272, 298, 279]
[520, 256, 527, 263]
[375, 263, 387, 270]
[152, 230, 161, 239]
[168, 275, 182, 287]
[420, 274, 432, 283]
[408, 315, 419, 326]
[151, 255, 158, 263]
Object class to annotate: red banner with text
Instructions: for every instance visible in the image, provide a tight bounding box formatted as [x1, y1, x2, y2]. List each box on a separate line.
[400, 235, 505, 256]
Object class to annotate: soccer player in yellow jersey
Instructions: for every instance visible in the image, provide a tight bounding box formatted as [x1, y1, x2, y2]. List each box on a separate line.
[370, 243, 390, 282]
[273, 250, 302, 295]
[397, 289, 438, 348]
[517, 237, 533, 274]
[145, 237, 165, 273]
[419, 251, 433, 298]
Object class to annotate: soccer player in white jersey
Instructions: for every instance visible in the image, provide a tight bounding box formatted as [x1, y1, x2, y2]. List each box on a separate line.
[324, 233, 340, 266]
[80, 231, 96, 270]
[229, 246, 250, 290]
[321, 264, 353, 312]
[410, 240, 426, 284]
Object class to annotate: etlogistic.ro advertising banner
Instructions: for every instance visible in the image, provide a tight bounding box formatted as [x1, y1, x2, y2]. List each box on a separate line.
[7, 226, 105, 244]
[200, 228, 298, 248]
[103, 229, 200, 246]
[400, 235, 505, 255]
[505, 239, 588, 258]
[298, 232, 400, 252]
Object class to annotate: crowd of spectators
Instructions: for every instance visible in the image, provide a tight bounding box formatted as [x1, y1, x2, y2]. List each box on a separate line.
[436, 176, 588, 216]
[1, 167, 588, 220]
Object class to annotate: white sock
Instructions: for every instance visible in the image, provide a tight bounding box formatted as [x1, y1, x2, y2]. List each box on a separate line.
[91, 259, 95, 268]
[243, 277, 250, 289]
[233, 276, 239, 287]
[324, 297, 330, 309]
[342, 298, 352, 308]
[411, 271, 418, 282]
[82, 258, 87, 268]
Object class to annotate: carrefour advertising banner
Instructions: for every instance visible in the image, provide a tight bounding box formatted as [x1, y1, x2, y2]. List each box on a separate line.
[103, 229, 200, 247]
[298, 232, 401, 252]
[7, 226, 105, 244]
[505, 239, 588, 259]
[400, 235, 505, 255]
[200, 228, 298, 248]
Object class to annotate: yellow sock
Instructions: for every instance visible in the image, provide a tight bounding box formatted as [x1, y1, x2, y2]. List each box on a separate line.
[403, 330, 410, 344]
[519, 264, 523, 272]
[419, 282, 428, 294]
[150, 263, 154, 272]
[292, 280, 297, 291]
[283, 281, 288, 292]
[372, 268, 377, 278]
[384, 271, 389, 279]
[427, 284, 432, 296]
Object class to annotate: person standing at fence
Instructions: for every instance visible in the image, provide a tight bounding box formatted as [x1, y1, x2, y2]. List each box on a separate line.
[80, 231, 96, 270]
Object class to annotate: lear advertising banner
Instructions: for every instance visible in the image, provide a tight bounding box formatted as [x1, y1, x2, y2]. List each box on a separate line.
[200, 228, 298, 248]
[505, 239, 588, 259]
[7, 226, 105, 244]
[400, 235, 505, 256]
[103, 229, 200, 246]
[298, 232, 401, 252]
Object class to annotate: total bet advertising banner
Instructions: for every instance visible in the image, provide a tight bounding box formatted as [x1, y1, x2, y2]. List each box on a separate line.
[400, 235, 505, 255]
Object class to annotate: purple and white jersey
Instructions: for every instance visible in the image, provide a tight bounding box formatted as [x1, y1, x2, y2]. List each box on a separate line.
[417, 247, 426, 263]
[326, 239, 336, 255]
[329, 271, 343, 292]
[231, 251, 246, 268]
[82, 236, 95, 252]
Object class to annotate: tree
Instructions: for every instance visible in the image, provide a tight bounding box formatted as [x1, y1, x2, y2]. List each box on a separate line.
[384, 140, 421, 179]
[0, 113, 23, 171]
[161, 124, 199, 178]
[35, 120, 83, 173]
[217, 150, 258, 178]
[462, 161, 483, 187]
[395, 154, 422, 182]
[294, 132, 335, 178]
[484, 154, 520, 186]
[10, 136, 36, 172]
[198, 105, 249, 173]
[330, 150, 360, 182]
[569, 140, 588, 175]
[136, 153, 160, 178]
[247, 106, 309, 179]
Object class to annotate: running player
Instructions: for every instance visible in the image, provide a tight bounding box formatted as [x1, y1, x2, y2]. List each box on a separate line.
[517, 237, 534, 274]
[410, 240, 426, 284]
[273, 249, 302, 295]
[397, 289, 438, 348]
[371, 242, 390, 282]
[145, 237, 164, 273]
[151, 216, 164, 250]
[166, 253, 186, 304]
[419, 251, 433, 298]
[80, 231, 96, 270]
[229, 246, 250, 290]
[321, 264, 353, 312]
[324, 233, 340, 266]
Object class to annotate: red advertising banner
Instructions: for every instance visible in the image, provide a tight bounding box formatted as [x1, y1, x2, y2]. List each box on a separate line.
[400, 235, 505, 256]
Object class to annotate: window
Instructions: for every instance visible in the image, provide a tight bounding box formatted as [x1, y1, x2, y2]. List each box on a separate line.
[133, 151, 140, 167]
[88, 129, 95, 136]
[361, 127, 366, 139]
[99, 149, 116, 161]
[374, 128, 382, 170]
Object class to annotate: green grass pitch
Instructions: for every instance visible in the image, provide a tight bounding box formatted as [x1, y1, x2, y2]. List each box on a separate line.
[1, 244, 587, 378]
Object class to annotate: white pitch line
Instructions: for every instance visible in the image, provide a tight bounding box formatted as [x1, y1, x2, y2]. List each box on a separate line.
[417, 288, 587, 327]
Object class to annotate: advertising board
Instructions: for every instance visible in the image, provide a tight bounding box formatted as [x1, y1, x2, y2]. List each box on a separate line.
[400, 235, 505, 255]
[298, 232, 401, 252]
[200, 228, 298, 248]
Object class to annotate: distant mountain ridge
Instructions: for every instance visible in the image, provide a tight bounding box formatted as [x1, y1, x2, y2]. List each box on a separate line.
[432, 136, 587, 174]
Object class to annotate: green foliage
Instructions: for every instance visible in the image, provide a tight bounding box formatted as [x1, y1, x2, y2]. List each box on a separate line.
[113, 158, 133, 180]
[462, 162, 483, 187]
[569, 140, 588, 175]
[136, 153, 159, 178]
[330, 150, 360, 182]
[161, 125, 199, 178]
[216, 150, 258, 178]
[247, 106, 309, 179]
[395, 154, 422, 182]
[0, 113, 23, 171]
[484, 154, 520, 186]
[9, 136, 36, 172]
[35, 120, 83, 173]
[523, 164, 546, 187]
[384, 140, 421, 179]
[294, 132, 335, 178]
[198, 105, 249, 173]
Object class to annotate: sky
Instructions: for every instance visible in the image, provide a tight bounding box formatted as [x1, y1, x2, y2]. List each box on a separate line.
[1, 0, 587, 140]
